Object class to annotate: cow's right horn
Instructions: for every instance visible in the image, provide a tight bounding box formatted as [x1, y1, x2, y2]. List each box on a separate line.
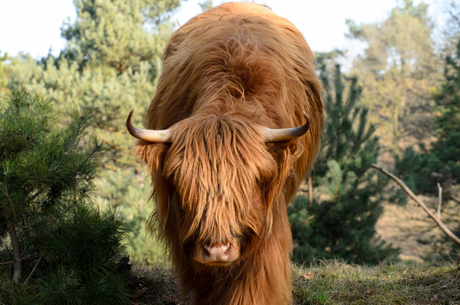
[126, 109, 172, 143]
[262, 111, 311, 142]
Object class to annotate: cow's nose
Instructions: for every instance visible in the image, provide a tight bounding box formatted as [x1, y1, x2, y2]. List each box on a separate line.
[197, 243, 238, 265]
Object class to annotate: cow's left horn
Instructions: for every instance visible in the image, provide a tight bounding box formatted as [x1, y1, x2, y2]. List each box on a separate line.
[262, 111, 311, 142]
[126, 109, 172, 143]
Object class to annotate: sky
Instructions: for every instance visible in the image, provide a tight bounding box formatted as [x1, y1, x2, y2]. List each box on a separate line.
[0, 0, 440, 60]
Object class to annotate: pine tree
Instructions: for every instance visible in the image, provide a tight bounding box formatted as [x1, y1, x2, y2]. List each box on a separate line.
[0, 90, 128, 304]
[6, 0, 185, 263]
[288, 63, 400, 265]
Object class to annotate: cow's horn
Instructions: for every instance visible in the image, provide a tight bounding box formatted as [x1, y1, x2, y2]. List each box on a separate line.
[126, 109, 172, 143]
[262, 111, 311, 142]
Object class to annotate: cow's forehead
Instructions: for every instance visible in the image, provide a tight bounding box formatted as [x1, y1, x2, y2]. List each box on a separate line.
[164, 113, 277, 181]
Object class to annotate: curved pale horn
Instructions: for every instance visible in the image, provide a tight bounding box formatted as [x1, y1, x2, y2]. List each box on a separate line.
[262, 111, 311, 142]
[126, 109, 172, 143]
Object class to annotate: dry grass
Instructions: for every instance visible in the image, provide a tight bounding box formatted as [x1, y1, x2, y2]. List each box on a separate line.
[292, 260, 459, 304]
[128, 260, 459, 304]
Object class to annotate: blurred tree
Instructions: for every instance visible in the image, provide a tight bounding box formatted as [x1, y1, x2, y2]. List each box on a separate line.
[391, 38, 460, 258]
[347, 0, 441, 156]
[439, 0, 460, 50]
[198, 0, 213, 12]
[289, 63, 399, 265]
[395, 38, 460, 199]
[0, 90, 128, 304]
[7, 0, 185, 263]
[9, 0, 183, 132]
[0, 51, 9, 97]
[59, 0, 181, 73]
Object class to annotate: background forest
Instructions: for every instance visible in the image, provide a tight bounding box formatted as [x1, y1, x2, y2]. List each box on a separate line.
[1, 0, 460, 301]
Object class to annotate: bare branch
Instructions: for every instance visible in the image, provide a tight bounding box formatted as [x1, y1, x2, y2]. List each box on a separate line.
[71, 144, 101, 178]
[26, 187, 44, 204]
[1, 129, 9, 151]
[44, 199, 79, 229]
[5, 171, 35, 230]
[437, 183, 442, 219]
[0, 253, 40, 266]
[21, 253, 40, 262]
[4, 172, 19, 224]
[371, 164, 460, 246]
[20, 128, 25, 151]
[308, 176, 313, 207]
[42, 128, 48, 150]
[0, 259, 14, 266]
[24, 256, 42, 286]
[49, 152, 68, 174]
[101, 139, 127, 153]
[1, 202, 23, 283]
[24, 116, 48, 145]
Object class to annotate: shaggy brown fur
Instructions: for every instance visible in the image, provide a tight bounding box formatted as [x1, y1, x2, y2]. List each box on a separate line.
[134, 2, 323, 304]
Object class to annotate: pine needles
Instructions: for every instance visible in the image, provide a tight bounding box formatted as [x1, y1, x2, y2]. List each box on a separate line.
[0, 90, 129, 304]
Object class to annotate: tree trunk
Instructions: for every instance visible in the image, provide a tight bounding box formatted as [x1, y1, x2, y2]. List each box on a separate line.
[4, 215, 22, 284]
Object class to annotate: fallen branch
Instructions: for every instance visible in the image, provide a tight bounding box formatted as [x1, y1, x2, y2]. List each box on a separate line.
[371, 164, 460, 247]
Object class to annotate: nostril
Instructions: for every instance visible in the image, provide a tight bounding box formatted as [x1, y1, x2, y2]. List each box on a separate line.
[220, 243, 231, 257]
[202, 245, 211, 259]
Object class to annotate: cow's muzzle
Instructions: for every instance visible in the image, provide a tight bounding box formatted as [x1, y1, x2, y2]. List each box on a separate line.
[194, 242, 240, 265]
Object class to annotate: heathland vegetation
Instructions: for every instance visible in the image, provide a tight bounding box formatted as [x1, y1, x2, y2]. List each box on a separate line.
[1, 0, 460, 303]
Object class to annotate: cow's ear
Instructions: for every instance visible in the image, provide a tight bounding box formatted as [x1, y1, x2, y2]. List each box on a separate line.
[263, 140, 303, 231]
[135, 142, 173, 230]
[134, 141, 169, 173]
[267, 139, 303, 185]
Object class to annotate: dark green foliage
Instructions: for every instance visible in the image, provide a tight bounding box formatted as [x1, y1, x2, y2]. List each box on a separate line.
[395, 38, 460, 197]
[288, 63, 400, 265]
[6, 0, 186, 264]
[0, 90, 128, 304]
[316, 64, 378, 178]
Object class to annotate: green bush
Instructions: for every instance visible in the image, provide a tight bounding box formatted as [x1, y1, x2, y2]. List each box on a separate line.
[0, 90, 128, 304]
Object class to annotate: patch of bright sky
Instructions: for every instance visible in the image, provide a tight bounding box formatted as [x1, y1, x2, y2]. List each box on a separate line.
[0, 0, 440, 61]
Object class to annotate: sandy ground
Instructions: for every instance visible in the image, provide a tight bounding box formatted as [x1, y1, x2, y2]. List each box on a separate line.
[376, 195, 460, 262]
[297, 179, 460, 262]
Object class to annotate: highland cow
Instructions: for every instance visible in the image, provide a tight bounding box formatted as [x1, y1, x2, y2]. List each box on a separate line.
[127, 2, 323, 304]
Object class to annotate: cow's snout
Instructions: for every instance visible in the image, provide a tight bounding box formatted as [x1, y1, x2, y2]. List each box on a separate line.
[195, 242, 240, 265]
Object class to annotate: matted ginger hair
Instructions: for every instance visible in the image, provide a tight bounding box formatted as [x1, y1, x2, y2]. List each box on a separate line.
[134, 2, 323, 304]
